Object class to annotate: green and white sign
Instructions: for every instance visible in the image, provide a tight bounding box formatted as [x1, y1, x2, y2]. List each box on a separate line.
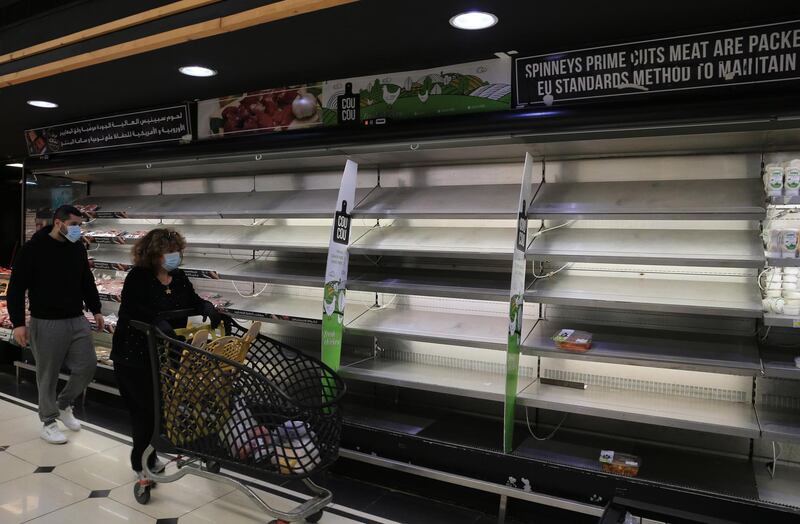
[504, 152, 534, 453]
[322, 58, 511, 124]
[321, 159, 358, 371]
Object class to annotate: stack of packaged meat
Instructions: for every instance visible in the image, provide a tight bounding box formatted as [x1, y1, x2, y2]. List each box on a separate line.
[85, 311, 117, 333]
[0, 300, 29, 329]
[95, 275, 125, 299]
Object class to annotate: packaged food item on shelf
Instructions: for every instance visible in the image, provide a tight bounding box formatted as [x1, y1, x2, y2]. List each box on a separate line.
[122, 230, 148, 241]
[783, 230, 799, 258]
[765, 164, 785, 197]
[783, 290, 800, 300]
[763, 297, 785, 314]
[599, 450, 640, 477]
[95, 348, 113, 366]
[552, 329, 592, 352]
[766, 230, 783, 258]
[786, 159, 800, 197]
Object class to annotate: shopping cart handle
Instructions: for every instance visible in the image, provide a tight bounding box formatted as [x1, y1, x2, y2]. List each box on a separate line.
[129, 319, 152, 334]
[154, 308, 198, 320]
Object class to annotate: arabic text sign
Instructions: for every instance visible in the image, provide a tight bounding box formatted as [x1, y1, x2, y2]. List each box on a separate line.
[514, 20, 800, 107]
[25, 105, 191, 156]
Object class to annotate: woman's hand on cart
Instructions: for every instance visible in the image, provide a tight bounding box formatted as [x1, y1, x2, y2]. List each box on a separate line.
[200, 300, 222, 329]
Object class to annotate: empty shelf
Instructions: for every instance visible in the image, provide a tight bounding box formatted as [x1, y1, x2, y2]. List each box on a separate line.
[346, 306, 536, 350]
[349, 266, 511, 301]
[353, 184, 519, 219]
[75, 188, 372, 219]
[89, 250, 325, 287]
[350, 226, 514, 259]
[518, 381, 760, 439]
[340, 359, 535, 402]
[528, 229, 764, 268]
[526, 273, 762, 318]
[523, 320, 761, 376]
[220, 294, 370, 327]
[529, 179, 765, 220]
[757, 407, 800, 443]
[224, 259, 324, 287]
[763, 314, 800, 328]
[86, 224, 361, 254]
[760, 347, 800, 379]
[766, 257, 800, 267]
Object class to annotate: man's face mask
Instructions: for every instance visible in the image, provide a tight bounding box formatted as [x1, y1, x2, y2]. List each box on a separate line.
[59, 220, 82, 243]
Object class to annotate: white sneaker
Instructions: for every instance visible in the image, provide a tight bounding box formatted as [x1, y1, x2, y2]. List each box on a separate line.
[41, 422, 67, 445]
[57, 406, 81, 431]
[151, 458, 167, 474]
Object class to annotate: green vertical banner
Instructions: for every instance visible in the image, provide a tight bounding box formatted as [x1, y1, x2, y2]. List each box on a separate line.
[504, 152, 534, 453]
[321, 159, 358, 371]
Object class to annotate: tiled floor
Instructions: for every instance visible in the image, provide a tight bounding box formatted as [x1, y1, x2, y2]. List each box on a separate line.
[0, 396, 400, 524]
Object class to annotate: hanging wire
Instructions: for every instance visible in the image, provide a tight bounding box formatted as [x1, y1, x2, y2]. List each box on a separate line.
[372, 293, 400, 310]
[533, 263, 572, 279]
[524, 407, 568, 441]
[529, 220, 575, 241]
[231, 280, 270, 298]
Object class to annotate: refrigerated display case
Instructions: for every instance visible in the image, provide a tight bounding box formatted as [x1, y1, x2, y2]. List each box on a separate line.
[17, 117, 800, 522]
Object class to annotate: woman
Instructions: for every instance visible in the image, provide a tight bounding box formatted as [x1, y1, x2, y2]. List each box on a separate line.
[112, 228, 220, 481]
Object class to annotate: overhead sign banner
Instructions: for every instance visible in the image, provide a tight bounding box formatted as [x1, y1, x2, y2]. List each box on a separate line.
[197, 84, 325, 139]
[25, 105, 190, 156]
[323, 58, 511, 123]
[514, 20, 800, 107]
[321, 159, 358, 372]
[504, 152, 534, 454]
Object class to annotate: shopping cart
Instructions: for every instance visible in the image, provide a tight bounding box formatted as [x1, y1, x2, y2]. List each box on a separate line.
[130, 313, 346, 523]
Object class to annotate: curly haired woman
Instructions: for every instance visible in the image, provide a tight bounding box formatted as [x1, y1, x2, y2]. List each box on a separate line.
[112, 228, 220, 482]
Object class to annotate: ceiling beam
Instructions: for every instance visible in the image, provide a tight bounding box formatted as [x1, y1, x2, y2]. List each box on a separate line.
[0, 0, 358, 88]
[0, 0, 221, 66]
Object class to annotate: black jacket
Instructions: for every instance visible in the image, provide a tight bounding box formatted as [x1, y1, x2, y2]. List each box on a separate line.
[111, 266, 206, 367]
[7, 225, 101, 327]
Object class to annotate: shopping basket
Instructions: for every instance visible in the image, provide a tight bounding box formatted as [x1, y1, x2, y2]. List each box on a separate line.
[130, 313, 346, 523]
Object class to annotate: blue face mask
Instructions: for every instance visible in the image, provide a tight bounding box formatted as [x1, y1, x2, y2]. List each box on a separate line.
[61, 224, 82, 243]
[162, 252, 181, 272]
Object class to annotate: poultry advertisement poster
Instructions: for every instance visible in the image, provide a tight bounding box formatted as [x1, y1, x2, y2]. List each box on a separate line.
[196, 58, 511, 138]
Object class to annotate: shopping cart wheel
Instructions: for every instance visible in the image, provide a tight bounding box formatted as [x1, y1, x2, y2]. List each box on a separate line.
[306, 510, 324, 523]
[204, 460, 221, 474]
[133, 482, 151, 504]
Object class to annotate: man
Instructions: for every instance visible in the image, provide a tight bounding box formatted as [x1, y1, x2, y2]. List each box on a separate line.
[7, 205, 103, 444]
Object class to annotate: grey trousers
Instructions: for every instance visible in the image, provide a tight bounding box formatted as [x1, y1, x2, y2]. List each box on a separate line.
[29, 317, 97, 424]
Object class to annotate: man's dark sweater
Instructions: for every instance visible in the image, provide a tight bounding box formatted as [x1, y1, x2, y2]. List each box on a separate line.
[7, 225, 101, 327]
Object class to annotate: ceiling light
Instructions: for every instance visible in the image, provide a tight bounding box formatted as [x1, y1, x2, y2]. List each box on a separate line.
[5, 163, 23, 168]
[179, 65, 217, 77]
[27, 100, 58, 108]
[449, 11, 498, 30]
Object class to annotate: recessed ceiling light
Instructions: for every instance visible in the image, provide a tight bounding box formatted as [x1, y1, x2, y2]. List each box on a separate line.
[179, 65, 217, 77]
[5, 163, 23, 168]
[27, 100, 58, 108]
[449, 11, 498, 30]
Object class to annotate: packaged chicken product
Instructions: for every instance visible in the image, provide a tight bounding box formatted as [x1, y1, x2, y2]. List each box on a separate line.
[599, 450, 640, 477]
[552, 329, 593, 352]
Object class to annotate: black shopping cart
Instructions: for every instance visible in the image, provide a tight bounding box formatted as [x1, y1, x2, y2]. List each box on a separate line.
[130, 314, 346, 523]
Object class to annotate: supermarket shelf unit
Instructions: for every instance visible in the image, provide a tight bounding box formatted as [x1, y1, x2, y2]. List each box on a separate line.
[24, 129, 800, 519]
[521, 157, 768, 441]
[337, 173, 536, 405]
